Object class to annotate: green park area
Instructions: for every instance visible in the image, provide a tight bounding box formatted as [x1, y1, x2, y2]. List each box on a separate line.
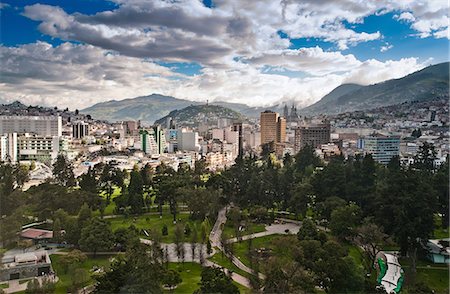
[50, 254, 114, 294]
[399, 257, 449, 293]
[208, 250, 252, 279]
[106, 213, 210, 243]
[166, 262, 249, 293]
[231, 235, 281, 270]
[222, 221, 266, 240]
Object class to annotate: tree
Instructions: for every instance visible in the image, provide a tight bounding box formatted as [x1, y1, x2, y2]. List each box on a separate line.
[58, 250, 87, 273]
[190, 226, 198, 262]
[355, 221, 387, 271]
[413, 142, 437, 172]
[79, 167, 98, 194]
[53, 218, 63, 244]
[297, 218, 318, 241]
[53, 155, 75, 187]
[79, 218, 114, 256]
[162, 269, 182, 291]
[127, 170, 144, 214]
[174, 223, 184, 263]
[162, 224, 168, 236]
[330, 203, 362, 241]
[195, 267, 239, 294]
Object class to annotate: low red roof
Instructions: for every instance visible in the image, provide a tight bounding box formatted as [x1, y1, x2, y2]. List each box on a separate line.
[20, 228, 53, 239]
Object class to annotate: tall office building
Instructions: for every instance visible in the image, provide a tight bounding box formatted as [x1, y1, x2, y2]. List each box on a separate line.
[0, 116, 62, 137]
[72, 121, 89, 139]
[294, 123, 331, 152]
[363, 134, 400, 165]
[260, 111, 286, 145]
[233, 123, 243, 158]
[0, 133, 18, 163]
[140, 126, 166, 155]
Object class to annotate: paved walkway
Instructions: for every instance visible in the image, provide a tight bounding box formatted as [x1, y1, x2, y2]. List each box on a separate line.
[226, 222, 300, 244]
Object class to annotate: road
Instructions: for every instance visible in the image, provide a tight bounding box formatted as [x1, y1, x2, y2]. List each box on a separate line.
[225, 222, 300, 244]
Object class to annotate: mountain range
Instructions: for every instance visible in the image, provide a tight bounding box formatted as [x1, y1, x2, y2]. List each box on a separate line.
[81, 62, 449, 123]
[301, 62, 449, 114]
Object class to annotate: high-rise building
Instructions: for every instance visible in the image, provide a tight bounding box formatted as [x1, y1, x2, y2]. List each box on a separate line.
[0, 133, 18, 163]
[72, 121, 89, 139]
[276, 117, 286, 143]
[140, 126, 166, 155]
[260, 111, 286, 145]
[233, 122, 243, 158]
[294, 123, 330, 152]
[0, 116, 62, 137]
[363, 134, 400, 165]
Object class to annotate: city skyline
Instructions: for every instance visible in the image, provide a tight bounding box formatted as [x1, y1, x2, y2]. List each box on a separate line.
[0, 0, 448, 110]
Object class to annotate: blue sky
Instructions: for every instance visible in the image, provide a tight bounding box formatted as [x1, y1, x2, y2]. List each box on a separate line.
[0, 0, 448, 109]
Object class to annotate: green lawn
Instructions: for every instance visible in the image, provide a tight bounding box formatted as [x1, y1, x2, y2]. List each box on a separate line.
[106, 213, 208, 243]
[222, 222, 266, 240]
[434, 227, 449, 239]
[208, 250, 252, 279]
[232, 235, 281, 270]
[416, 268, 449, 293]
[0, 283, 8, 289]
[166, 262, 203, 293]
[166, 262, 249, 293]
[51, 254, 114, 294]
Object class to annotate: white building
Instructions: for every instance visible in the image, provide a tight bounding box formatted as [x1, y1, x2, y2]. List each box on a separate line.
[177, 129, 200, 152]
[0, 133, 18, 163]
[18, 133, 63, 163]
[0, 116, 62, 137]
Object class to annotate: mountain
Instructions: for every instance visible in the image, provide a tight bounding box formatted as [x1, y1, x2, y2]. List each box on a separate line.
[301, 62, 449, 115]
[154, 104, 244, 127]
[81, 94, 200, 124]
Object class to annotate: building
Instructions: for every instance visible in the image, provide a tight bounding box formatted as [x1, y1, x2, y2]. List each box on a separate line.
[72, 121, 89, 139]
[0, 133, 18, 163]
[425, 239, 450, 264]
[260, 111, 286, 145]
[18, 133, 63, 163]
[233, 122, 243, 157]
[0, 115, 62, 137]
[363, 134, 400, 165]
[140, 126, 166, 155]
[177, 129, 200, 152]
[294, 123, 331, 152]
[0, 251, 52, 281]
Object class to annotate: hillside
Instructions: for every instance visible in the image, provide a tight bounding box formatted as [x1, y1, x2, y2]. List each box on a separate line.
[301, 62, 449, 115]
[81, 94, 263, 123]
[154, 104, 244, 127]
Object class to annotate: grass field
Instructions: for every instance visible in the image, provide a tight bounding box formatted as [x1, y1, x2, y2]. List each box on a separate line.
[166, 262, 250, 293]
[106, 213, 208, 243]
[232, 235, 281, 270]
[50, 254, 114, 294]
[400, 257, 449, 293]
[208, 250, 253, 279]
[416, 267, 449, 293]
[222, 222, 266, 240]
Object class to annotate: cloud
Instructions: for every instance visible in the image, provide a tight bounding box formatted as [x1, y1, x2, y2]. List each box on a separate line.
[0, 42, 426, 110]
[380, 43, 393, 52]
[244, 47, 361, 75]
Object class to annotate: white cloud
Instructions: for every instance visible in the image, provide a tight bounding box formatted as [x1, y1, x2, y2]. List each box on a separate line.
[380, 43, 393, 52]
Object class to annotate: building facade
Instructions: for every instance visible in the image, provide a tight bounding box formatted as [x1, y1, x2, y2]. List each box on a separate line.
[72, 121, 89, 139]
[0, 115, 62, 137]
[363, 134, 400, 165]
[294, 123, 331, 152]
[260, 111, 286, 145]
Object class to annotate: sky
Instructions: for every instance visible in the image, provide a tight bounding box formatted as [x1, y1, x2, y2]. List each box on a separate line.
[0, 0, 448, 110]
